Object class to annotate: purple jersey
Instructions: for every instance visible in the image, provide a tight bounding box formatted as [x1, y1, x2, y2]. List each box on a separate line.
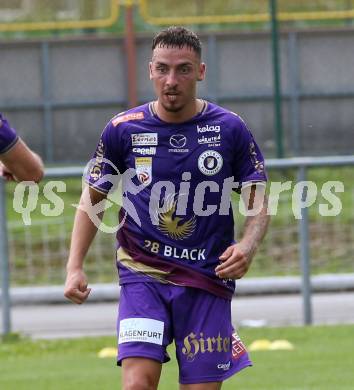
[87, 101, 266, 300]
[0, 114, 18, 154]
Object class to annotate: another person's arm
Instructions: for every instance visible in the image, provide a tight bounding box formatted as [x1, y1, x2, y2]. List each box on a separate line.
[64, 186, 107, 304]
[0, 115, 43, 182]
[215, 184, 270, 279]
[0, 140, 44, 183]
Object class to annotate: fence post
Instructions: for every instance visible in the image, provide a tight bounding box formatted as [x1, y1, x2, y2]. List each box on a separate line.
[41, 41, 54, 163]
[297, 166, 312, 325]
[269, 0, 284, 158]
[124, 2, 138, 108]
[0, 178, 11, 336]
[288, 31, 301, 156]
[206, 34, 219, 104]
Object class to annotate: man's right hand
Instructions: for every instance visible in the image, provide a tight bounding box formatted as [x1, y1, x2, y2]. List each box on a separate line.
[64, 268, 91, 304]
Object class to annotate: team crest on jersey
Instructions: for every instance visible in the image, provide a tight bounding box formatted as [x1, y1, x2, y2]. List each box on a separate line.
[198, 150, 223, 176]
[112, 112, 144, 127]
[135, 157, 152, 185]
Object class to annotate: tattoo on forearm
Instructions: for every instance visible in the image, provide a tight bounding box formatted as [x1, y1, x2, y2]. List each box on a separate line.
[242, 198, 270, 252]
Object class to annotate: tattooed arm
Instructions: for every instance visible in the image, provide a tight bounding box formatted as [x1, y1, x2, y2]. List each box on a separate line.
[215, 183, 270, 279]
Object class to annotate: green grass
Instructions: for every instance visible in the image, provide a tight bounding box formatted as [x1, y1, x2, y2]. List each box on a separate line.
[1, 0, 353, 41]
[0, 324, 354, 389]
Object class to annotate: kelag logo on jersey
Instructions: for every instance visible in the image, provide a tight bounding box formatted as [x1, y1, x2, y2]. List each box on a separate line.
[131, 133, 158, 146]
[198, 150, 223, 176]
[169, 134, 189, 153]
[197, 124, 221, 133]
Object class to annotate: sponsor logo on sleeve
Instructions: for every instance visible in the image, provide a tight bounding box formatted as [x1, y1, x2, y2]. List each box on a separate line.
[135, 157, 152, 185]
[132, 133, 158, 146]
[249, 141, 265, 173]
[112, 112, 144, 127]
[89, 139, 105, 181]
[198, 150, 223, 176]
[118, 318, 164, 345]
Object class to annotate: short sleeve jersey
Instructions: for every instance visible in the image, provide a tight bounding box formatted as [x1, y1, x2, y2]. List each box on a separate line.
[0, 114, 18, 154]
[87, 101, 267, 300]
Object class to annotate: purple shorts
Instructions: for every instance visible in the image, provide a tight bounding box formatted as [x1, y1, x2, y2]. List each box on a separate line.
[117, 282, 252, 384]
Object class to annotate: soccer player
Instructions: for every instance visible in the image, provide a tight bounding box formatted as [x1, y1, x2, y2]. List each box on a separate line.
[64, 26, 270, 389]
[0, 113, 43, 182]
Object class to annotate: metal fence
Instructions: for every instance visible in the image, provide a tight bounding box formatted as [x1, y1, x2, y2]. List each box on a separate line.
[2, 29, 354, 162]
[1, 155, 354, 334]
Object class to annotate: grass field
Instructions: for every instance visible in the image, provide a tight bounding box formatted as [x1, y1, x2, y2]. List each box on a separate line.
[2, 0, 352, 41]
[1, 324, 353, 390]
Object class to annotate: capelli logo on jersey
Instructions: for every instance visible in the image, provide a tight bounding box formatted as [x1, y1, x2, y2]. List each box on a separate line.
[197, 124, 221, 133]
[132, 147, 156, 155]
[217, 361, 231, 371]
